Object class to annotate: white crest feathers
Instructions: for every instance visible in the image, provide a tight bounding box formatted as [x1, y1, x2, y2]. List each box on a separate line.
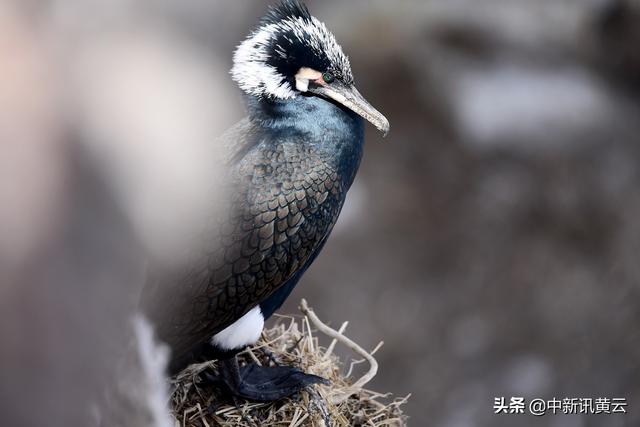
[231, 11, 352, 100]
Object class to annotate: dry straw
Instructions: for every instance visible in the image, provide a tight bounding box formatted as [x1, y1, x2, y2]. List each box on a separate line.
[170, 299, 409, 426]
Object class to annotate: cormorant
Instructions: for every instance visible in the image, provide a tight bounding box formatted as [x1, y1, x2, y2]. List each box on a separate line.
[143, 0, 389, 401]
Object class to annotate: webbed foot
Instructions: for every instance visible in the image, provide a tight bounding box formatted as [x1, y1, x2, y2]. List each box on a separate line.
[220, 357, 329, 402]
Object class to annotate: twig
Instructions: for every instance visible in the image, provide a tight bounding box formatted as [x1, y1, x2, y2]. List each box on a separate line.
[346, 342, 384, 377]
[369, 341, 384, 356]
[325, 321, 348, 358]
[243, 347, 262, 366]
[346, 358, 366, 378]
[299, 299, 380, 404]
[307, 386, 332, 427]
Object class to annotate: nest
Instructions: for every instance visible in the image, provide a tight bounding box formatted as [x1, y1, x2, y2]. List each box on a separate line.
[170, 299, 409, 426]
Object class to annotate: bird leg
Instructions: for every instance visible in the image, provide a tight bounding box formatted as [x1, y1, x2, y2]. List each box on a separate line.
[219, 355, 329, 402]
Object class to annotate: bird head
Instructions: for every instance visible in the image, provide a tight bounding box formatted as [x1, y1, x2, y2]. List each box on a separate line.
[231, 0, 390, 136]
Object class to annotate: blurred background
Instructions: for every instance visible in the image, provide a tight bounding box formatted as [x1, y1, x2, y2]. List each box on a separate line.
[1, 0, 639, 426]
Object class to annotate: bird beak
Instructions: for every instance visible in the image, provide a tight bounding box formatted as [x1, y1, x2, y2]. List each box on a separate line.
[310, 83, 390, 137]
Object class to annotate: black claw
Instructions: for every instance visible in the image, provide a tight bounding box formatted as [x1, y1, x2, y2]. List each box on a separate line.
[220, 357, 329, 402]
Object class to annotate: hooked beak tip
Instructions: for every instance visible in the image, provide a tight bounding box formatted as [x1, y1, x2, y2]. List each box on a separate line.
[378, 119, 390, 137]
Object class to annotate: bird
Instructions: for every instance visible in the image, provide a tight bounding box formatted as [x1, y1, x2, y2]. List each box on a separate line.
[142, 0, 389, 401]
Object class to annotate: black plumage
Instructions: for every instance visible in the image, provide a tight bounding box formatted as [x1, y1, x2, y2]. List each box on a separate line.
[142, 0, 388, 399]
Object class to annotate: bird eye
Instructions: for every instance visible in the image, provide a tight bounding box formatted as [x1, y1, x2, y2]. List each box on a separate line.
[322, 72, 335, 84]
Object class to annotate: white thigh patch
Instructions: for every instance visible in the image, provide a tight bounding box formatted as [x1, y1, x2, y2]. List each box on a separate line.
[211, 306, 264, 351]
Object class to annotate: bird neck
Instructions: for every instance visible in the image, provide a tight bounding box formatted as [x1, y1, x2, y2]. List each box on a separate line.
[248, 95, 365, 185]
